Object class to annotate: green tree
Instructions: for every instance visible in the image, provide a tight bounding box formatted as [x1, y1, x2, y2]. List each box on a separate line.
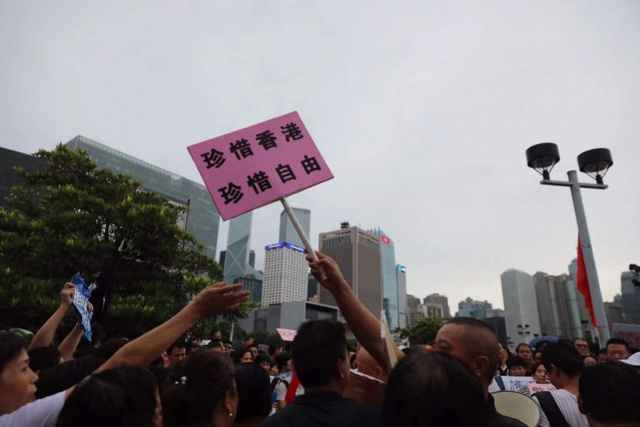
[400, 318, 443, 345]
[0, 145, 221, 334]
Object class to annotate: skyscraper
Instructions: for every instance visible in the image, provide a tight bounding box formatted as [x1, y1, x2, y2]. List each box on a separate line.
[319, 223, 383, 319]
[534, 272, 585, 339]
[370, 229, 399, 329]
[223, 212, 252, 284]
[456, 298, 493, 319]
[261, 242, 308, 307]
[65, 135, 220, 257]
[501, 269, 542, 346]
[424, 293, 451, 319]
[621, 269, 640, 323]
[278, 208, 311, 248]
[396, 265, 408, 329]
[406, 294, 424, 327]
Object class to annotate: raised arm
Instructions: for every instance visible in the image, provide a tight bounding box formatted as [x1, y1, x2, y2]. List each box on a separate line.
[307, 251, 391, 373]
[29, 283, 74, 350]
[97, 283, 248, 372]
[57, 323, 84, 362]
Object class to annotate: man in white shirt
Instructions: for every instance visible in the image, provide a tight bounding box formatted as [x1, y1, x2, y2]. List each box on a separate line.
[533, 342, 588, 427]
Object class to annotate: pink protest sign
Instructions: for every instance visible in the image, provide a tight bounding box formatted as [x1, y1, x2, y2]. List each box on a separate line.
[188, 112, 333, 220]
[276, 328, 297, 342]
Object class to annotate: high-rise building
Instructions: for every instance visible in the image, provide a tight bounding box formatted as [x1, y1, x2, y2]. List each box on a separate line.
[456, 298, 493, 319]
[261, 242, 308, 307]
[396, 265, 408, 329]
[501, 269, 542, 346]
[234, 275, 263, 305]
[424, 302, 444, 319]
[424, 294, 451, 319]
[605, 296, 625, 329]
[65, 136, 221, 257]
[0, 147, 45, 207]
[248, 250, 256, 269]
[534, 272, 585, 339]
[307, 274, 320, 301]
[406, 294, 425, 327]
[278, 208, 311, 248]
[370, 229, 399, 329]
[621, 269, 640, 324]
[219, 251, 226, 267]
[319, 223, 383, 319]
[223, 212, 252, 284]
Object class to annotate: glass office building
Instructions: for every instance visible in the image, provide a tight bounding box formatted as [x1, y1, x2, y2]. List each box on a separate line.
[223, 212, 253, 284]
[371, 229, 399, 330]
[66, 135, 220, 258]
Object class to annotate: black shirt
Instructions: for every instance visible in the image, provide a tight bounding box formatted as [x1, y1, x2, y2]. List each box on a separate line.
[263, 391, 382, 427]
[487, 394, 528, 427]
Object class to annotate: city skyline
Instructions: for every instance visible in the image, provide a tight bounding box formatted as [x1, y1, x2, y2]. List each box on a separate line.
[2, 2, 638, 309]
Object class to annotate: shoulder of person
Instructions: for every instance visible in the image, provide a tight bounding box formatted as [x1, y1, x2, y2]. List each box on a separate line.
[0, 391, 66, 427]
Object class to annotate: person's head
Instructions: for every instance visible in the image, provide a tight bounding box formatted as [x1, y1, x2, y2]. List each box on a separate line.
[274, 351, 292, 374]
[0, 332, 38, 415]
[383, 351, 490, 427]
[574, 338, 590, 358]
[606, 338, 631, 362]
[254, 354, 272, 373]
[597, 348, 608, 364]
[234, 363, 271, 425]
[212, 330, 223, 341]
[248, 346, 258, 359]
[292, 320, 350, 391]
[509, 356, 528, 377]
[28, 346, 62, 372]
[583, 356, 597, 368]
[167, 340, 187, 366]
[240, 350, 254, 365]
[432, 318, 499, 389]
[531, 362, 548, 384]
[542, 342, 583, 389]
[497, 342, 510, 365]
[268, 343, 284, 358]
[355, 346, 386, 381]
[243, 336, 255, 349]
[163, 350, 238, 427]
[516, 343, 533, 361]
[534, 351, 543, 364]
[579, 362, 640, 427]
[57, 366, 160, 427]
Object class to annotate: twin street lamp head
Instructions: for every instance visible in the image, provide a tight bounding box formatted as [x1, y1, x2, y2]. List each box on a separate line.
[526, 143, 613, 184]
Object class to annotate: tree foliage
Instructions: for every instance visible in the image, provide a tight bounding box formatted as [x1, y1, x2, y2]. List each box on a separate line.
[0, 145, 222, 336]
[400, 318, 443, 345]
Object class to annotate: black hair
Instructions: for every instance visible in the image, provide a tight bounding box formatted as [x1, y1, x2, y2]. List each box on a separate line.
[94, 338, 128, 360]
[28, 346, 61, 372]
[274, 351, 291, 372]
[508, 356, 527, 369]
[292, 320, 347, 388]
[268, 342, 284, 356]
[0, 331, 26, 372]
[542, 342, 583, 378]
[254, 353, 272, 367]
[579, 362, 640, 423]
[235, 363, 271, 423]
[606, 338, 630, 351]
[515, 343, 531, 353]
[168, 338, 187, 354]
[383, 351, 490, 427]
[56, 365, 158, 427]
[162, 350, 235, 427]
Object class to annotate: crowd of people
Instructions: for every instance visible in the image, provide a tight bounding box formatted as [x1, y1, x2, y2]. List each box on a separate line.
[1, 251, 639, 427]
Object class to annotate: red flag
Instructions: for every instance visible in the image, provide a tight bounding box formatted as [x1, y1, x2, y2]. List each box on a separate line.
[285, 372, 300, 404]
[577, 239, 597, 326]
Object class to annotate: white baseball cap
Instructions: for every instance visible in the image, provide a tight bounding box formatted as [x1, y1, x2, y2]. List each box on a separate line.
[621, 352, 640, 367]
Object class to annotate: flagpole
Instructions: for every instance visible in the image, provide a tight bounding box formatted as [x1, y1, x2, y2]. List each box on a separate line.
[568, 170, 610, 343]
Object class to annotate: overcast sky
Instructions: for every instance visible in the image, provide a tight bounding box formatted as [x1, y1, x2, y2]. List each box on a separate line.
[2, 1, 639, 310]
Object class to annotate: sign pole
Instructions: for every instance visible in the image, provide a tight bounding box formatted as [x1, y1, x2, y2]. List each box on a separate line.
[280, 198, 318, 262]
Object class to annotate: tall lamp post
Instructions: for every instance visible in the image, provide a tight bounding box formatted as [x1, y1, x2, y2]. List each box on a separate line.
[525, 143, 613, 343]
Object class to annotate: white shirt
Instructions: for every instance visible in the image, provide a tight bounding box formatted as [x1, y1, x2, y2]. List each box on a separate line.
[534, 389, 588, 427]
[0, 391, 65, 427]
